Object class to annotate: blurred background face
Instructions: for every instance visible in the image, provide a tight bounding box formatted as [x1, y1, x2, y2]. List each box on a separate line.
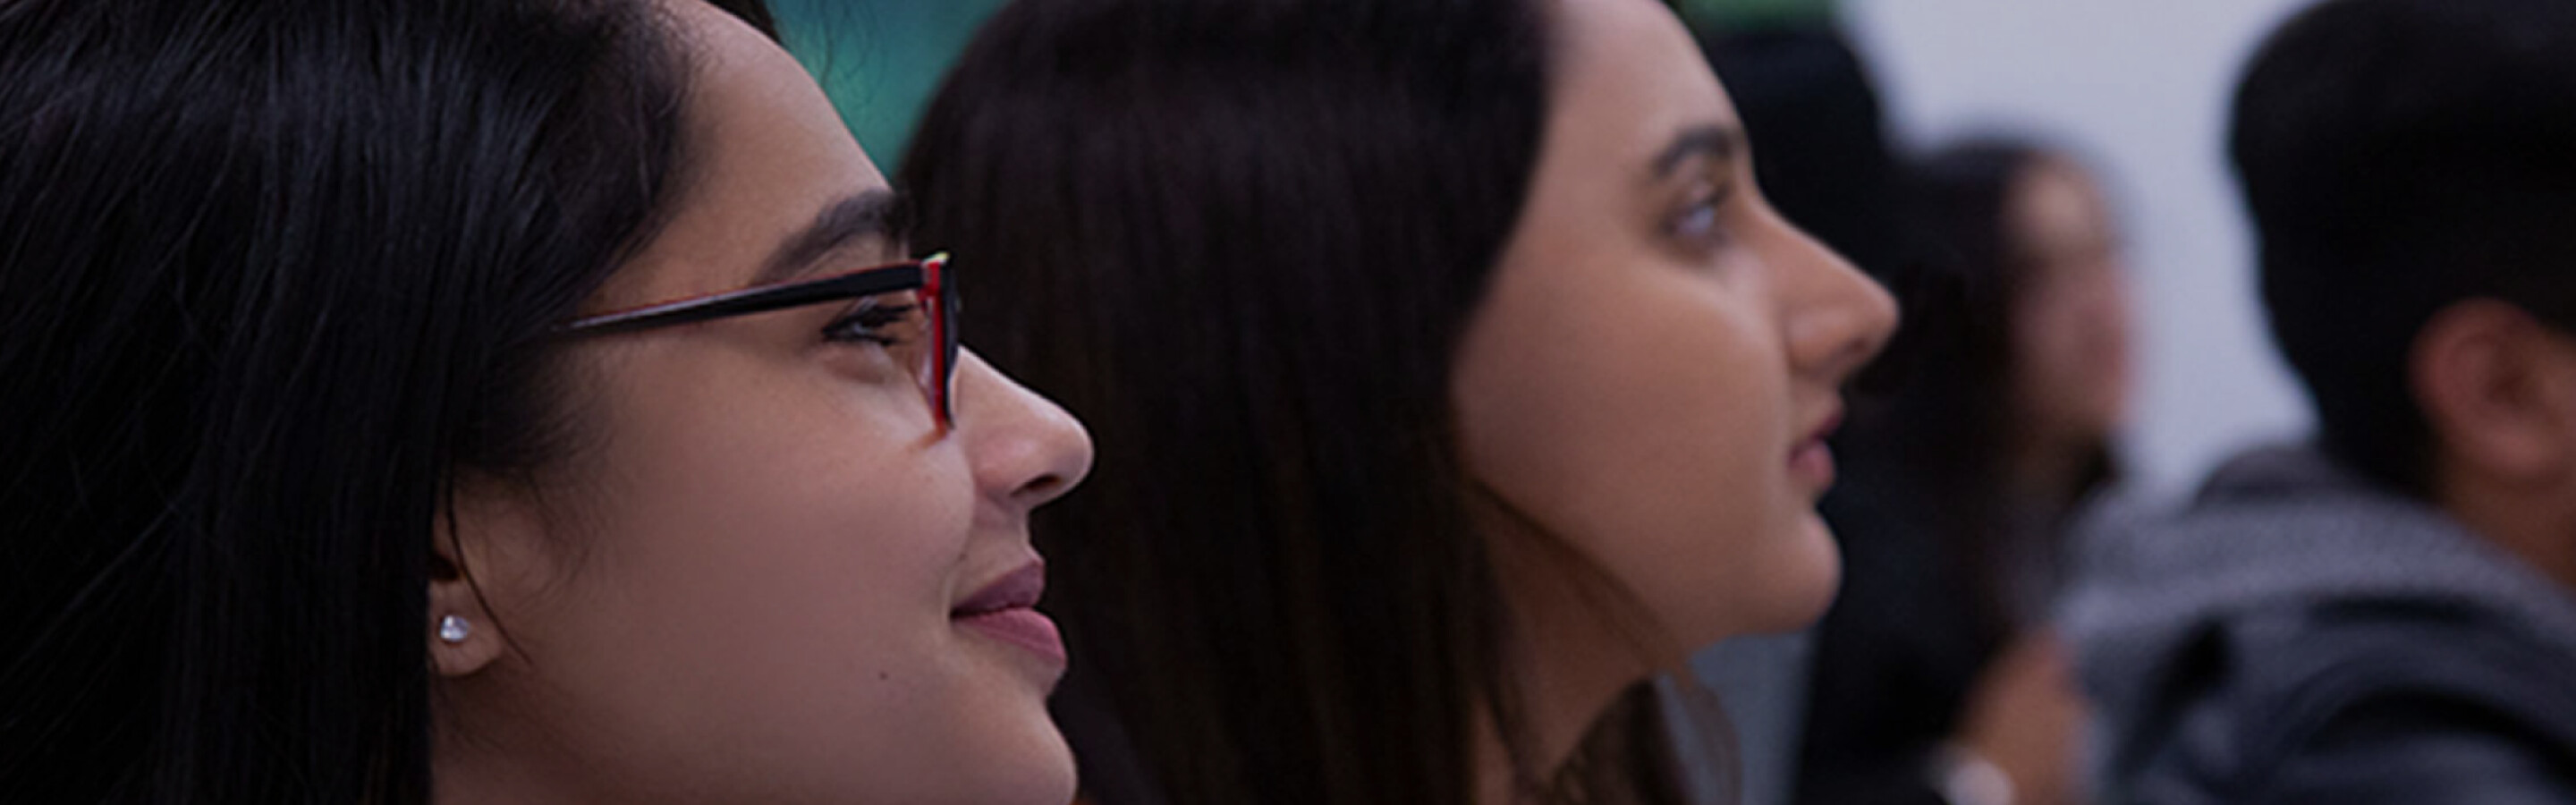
[2007, 157, 2133, 453]
[1452, 0, 1896, 649]
[436, 3, 1092, 803]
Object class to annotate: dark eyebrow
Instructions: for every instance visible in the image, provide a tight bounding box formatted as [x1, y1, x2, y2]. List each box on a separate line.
[754, 188, 906, 286]
[1650, 124, 1743, 179]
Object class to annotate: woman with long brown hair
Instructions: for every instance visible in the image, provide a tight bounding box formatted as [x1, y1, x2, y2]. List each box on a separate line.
[902, 0, 1896, 801]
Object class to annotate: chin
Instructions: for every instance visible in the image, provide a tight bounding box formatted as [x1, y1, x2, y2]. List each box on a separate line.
[1750, 512, 1845, 633]
[902, 686, 1079, 805]
[1030, 736, 1080, 805]
[1666, 564, 1841, 648]
[990, 708, 1080, 805]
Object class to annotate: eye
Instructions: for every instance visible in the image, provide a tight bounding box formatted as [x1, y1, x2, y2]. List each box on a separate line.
[1672, 198, 1720, 241]
[1665, 180, 1732, 249]
[821, 295, 921, 346]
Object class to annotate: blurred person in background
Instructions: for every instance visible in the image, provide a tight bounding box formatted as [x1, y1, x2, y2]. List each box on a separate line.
[0, 0, 1094, 802]
[2062, 0, 2576, 801]
[901, 0, 1896, 801]
[1798, 141, 2133, 805]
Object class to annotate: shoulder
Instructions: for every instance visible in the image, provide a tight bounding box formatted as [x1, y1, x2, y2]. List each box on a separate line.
[2249, 603, 2576, 802]
[2110, 598, 2576, 803]
[2260, 691, 2576, 804]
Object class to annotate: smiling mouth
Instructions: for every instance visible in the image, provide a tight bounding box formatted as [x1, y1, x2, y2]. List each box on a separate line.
[951, 562, 1067, 666]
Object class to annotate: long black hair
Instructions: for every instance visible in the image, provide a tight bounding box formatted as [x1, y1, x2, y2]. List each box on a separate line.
[0, 1, 773, 801]
[900, 0, 1562, 803]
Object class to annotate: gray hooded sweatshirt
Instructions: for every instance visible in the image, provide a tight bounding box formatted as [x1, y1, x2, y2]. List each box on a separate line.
[2061, 445, 2576, 803]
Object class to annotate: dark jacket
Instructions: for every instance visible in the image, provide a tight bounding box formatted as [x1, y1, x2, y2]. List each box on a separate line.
[2062, 445, 2576, 803]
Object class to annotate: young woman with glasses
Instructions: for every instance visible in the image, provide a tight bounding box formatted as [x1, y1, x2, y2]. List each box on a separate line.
[0, 1, 1089, 802]
[900, 0, 1898, 801]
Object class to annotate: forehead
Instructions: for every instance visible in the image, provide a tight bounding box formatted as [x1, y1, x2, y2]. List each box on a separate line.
[605, 0, 892, 301]
[1542, 0, 1741, 162]
[2012, 159, 2115, 237]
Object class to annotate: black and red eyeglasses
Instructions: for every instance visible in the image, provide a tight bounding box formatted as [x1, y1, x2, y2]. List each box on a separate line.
[559, 253, 957, 428]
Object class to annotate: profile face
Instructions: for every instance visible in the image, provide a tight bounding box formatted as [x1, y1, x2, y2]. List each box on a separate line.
[1452, 0, 1897, 649]
[435, 2, 1094, 802]
[2006, 157, 2132, 449]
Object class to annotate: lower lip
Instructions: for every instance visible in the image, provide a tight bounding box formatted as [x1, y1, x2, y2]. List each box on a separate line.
[1789, 440, 1836, 491]
[956, 607, 1067, 666]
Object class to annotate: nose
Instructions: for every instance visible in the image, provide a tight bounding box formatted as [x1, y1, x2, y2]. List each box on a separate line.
[1777, 225, 1898, 386]
[953, 349, 1094, 511]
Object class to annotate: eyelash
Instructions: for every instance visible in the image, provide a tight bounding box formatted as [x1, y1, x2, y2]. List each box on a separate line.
[821, 301, 919, 346]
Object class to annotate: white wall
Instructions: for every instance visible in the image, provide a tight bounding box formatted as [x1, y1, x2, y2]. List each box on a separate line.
[1842, 0, 2320, 492]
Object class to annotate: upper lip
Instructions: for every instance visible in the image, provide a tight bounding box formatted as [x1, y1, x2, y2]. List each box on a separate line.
[1799, 403, 1846, 448]
[953, 560, 1046, 617]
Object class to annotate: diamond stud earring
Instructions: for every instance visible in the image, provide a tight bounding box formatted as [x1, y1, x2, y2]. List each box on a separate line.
[437, 614, 471, 645]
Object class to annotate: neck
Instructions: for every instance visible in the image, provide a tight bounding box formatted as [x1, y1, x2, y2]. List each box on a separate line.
[2437, 467, 2576, 593]
[1471, 507, 1673, 805]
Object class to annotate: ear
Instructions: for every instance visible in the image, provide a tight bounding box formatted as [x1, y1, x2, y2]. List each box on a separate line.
[2411, 300, 2576, 487]
[428, 479, 548, 678]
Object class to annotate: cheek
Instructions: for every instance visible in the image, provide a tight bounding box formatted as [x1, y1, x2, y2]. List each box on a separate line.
[592, 345, 968, 651]
[1455, 262, 1836, 648]
[2017, 284, 2131, 429]
[502, 343, 1041, 800]
[2085, 283, 2136, 398]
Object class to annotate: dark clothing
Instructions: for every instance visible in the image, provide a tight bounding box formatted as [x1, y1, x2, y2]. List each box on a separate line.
[2063, 445, 2576, 803]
